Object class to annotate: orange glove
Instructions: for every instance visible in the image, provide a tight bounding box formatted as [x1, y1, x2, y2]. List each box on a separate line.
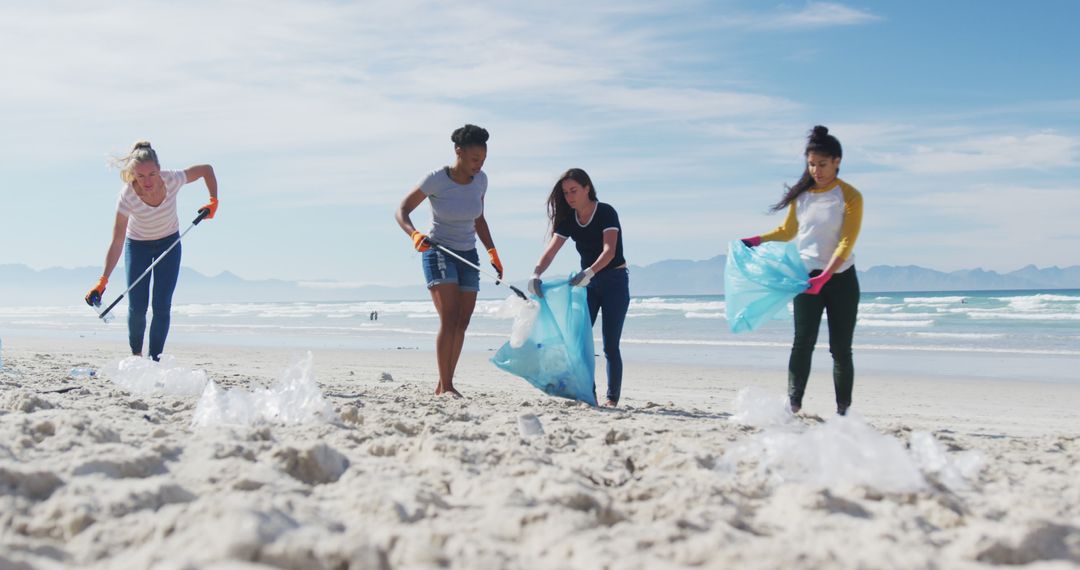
[199, 196, 219, 220]
[488, 247, 503, 279]
[411, 230, 431, 252]
[85, 275, 108, 306]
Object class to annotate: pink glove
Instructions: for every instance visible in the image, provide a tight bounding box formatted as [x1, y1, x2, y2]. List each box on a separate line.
[741, 236, 762, 248]
[806, 272, 832, 295]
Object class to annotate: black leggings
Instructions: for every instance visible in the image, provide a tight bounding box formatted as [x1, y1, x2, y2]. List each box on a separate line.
[788, 266, 859, 409]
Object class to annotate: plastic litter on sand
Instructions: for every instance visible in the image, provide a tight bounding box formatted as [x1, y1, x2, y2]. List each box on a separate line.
[517, 414, 544, 437]
[69, 367, 97, 379]
[720, 388, 983, 493]
[494, 294, 540, 348]
[191, 351, 337, 427]
[101, 355, 208, 396]
[729, 386, 796, 429]
[909, 430, 984, 490]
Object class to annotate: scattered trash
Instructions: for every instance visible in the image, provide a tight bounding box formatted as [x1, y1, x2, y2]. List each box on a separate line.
[69, 367, 97, 380]
[720, 392, 983, 493]
[191, 352, 338, 427]
[494, 294, 540, 348]
[729, 386, 795, 429]
[720, 412, 927, 492]
[909, 431, 985, 490]
[100, 356, 207, 396]
[517, 414, 544, 437]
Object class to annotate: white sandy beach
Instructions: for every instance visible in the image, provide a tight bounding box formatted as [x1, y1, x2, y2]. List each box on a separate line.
[2, 334, 1079, 569]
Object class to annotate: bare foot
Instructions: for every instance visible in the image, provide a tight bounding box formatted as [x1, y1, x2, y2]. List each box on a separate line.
[435, 386, 464, 399]
[602, 400, 618, 408]
[790, 403, 801, 414]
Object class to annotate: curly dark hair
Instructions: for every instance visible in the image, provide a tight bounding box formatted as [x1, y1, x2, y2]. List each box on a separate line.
[770, 125, 843, 212]
[451, 124, 489, 148]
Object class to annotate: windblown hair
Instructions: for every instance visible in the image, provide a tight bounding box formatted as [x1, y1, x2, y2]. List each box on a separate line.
[547, 168, 598, 235]
[770, 125, 843, 212]
[451, 124, 489, 149]
[111, 140, 160, 184]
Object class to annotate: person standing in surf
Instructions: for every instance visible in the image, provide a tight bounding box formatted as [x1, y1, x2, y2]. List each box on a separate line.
[395, 124, 504, 398]
[528, 168, 629, 408]
[85, 141, 218, 361]
[742, 126, 863, 415]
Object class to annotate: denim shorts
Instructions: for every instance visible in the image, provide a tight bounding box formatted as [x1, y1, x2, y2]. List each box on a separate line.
[422, 247, 480, 292]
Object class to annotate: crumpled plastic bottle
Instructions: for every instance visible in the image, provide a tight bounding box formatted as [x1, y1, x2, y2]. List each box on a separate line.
[69, 367, 97, 379]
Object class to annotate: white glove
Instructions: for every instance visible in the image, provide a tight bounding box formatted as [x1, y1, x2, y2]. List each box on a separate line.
[570, 268, 594, 287]
[528, 275, 543, 298]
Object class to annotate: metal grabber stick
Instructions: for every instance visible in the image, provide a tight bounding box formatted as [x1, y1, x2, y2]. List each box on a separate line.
[90, 208, 212, 320]
[428, 241, 528, 301]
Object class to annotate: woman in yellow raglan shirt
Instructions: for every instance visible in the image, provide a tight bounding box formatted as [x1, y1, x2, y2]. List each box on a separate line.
[742, 126, 863, 415]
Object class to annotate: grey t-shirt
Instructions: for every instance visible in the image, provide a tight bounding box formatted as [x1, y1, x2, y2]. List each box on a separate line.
[419, 167, 487, 250]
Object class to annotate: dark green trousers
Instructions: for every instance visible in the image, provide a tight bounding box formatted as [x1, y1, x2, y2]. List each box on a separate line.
[788, 266, 859, 409]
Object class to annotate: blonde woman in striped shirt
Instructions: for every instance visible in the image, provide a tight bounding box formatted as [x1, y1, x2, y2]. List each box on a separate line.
[85, 141, 218, 360]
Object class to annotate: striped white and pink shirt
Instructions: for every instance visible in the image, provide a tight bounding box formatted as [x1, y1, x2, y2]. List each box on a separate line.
[115, 170, 188, 241]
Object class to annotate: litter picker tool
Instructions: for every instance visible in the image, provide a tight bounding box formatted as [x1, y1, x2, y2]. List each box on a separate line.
[88, 208, 212, 320]
[429, 241, 528, 301]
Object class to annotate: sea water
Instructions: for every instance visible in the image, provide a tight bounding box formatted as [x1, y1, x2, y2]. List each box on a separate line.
[2, 289, 1078, 382]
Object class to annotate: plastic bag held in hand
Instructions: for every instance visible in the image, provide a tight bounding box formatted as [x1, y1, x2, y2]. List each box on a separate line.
[806, 272, 832, 295]
[410, 230, 431, 252]
[724, 240, 809, 333]
[491, 276, 597, 405]
[570, 268, 594, 287]
[528, 275, 544, 298]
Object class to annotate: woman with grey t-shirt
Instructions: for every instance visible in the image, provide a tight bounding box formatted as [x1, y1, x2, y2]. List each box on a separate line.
[395, 124, 504, 398]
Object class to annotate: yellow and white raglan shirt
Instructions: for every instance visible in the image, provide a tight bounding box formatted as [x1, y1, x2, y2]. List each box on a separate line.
[760, 179, 863, 272]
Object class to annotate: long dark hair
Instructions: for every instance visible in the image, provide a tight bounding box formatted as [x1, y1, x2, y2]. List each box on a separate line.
[547, 168, 597, 234]
[770, 125, 843, 212]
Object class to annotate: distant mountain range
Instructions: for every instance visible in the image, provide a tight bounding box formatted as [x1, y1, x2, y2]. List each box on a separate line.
[2, 258, 1078, 306]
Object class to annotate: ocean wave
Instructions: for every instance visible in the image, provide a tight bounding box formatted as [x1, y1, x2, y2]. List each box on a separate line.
[907, 332, 1006, 340]
[684, 312, 725, 319]
[855, 312, 940, 320]
[631, 298, 725, 312]
[0, 306, 89, 317]
[856, 303, 902, 310]
[902, 296, 967, 304]
[993, 294, 1080, 303]
[966, 312, 1080, 321]
[858, 319, 934, 328]
[621, 337, 1080, 356]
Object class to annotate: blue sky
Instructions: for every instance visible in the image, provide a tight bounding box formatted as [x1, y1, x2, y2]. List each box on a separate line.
[2, 1, 1078, 287]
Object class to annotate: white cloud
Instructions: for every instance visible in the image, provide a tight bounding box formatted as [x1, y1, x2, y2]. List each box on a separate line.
[865, 132, 1080, 174]
[709, 2, 880, 31]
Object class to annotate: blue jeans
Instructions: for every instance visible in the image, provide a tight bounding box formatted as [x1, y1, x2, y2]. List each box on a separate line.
[587, 268, 630, 403]
[125, 233, 181, 360]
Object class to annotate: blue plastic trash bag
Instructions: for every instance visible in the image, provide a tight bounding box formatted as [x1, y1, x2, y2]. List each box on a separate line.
[725, 240, 809, 333]
[491, 277, 597, 406]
